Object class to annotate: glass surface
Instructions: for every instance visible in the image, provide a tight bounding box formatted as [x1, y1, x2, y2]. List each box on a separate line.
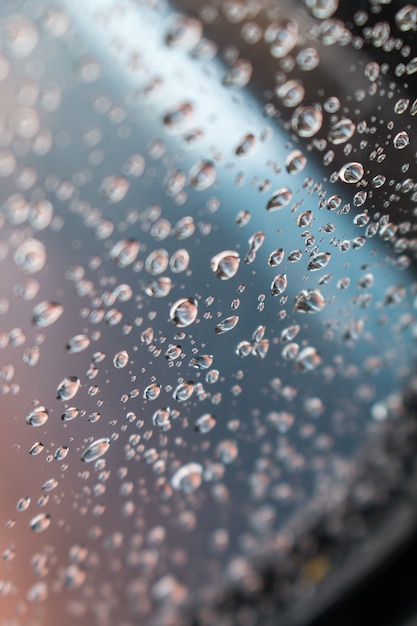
[1, 1, 417, 624]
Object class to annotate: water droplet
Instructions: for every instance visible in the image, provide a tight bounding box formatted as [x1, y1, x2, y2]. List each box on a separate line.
[3, 15, 39, 59]
[26, 406, 49, 427]
[215, 315, 239, 334]
[163, 102, 194, 133]
[14, 239, 46, 273]
[173, 381, 194, 402]
[81, 438, 110, 463]
[189, 354, 213, 370]
[100, 175, 129, 203]
[292, 104, 323, 137]
[210, 250, 240, 280]
[152, 408, 171, 430]
[146, 276, 173, 298]
[305, 0, 338, 19]
[189, 160, 216, 191]
[61, 407, 79, 422]
[171, 462, 203, 493]
[268, 248, 285, 266]
[56, 376, 80, 401]
[276, 80, 305, 107]
[113, 350, 129, 369]
[395, 4, 417, 31]
[393, 131, 410, 150]
[328, 119, 356, 145]
[223, 59, 253, 88]
[29, 441, 44, 455]
[42, 478, 59, 492]
[264, 19, 299, 58]
[339, 162, 364, 183]
[144, 383, 161, 400]
[30, 513, 51, 533]
[285, 149, 307, 174]
[110, 239, 140, 268]
[216, 439, 238, 464]
[295, 346, 321, 371]
[170, 249, 190, 273]
[195, 413, 216, 433]
[236, 133, 256, 156]
[307, 252, 331, 271]
[294, 289, 326, 313]
[166, 15, 203, 50]
[32, 301, 63, 328]
[235, 340, 252, 357]
[271, 274, 288, 296]
[17, 496, 31, 511]
[54, 445, 69, 460]
[169, 298, 198, 327]
[28, 199, 54, 231]
[66, 334, 90, 353]
[165, 345, 182, 361]
[145, 249, 169, 275]
[267, 187, 293, 212]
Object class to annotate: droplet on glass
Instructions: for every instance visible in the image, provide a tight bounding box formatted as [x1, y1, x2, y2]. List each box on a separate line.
[169, 298, 198, 327]
[56, 376, 80, 401]
[81, 438, 110, 463]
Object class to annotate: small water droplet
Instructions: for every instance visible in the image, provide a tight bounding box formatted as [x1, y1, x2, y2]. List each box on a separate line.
[292, 104, 323, 137]
[393, 131, 410, 150]
[307, 252, 331, 271]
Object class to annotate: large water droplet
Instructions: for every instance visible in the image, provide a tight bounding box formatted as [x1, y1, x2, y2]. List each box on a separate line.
[110, 239, 140, 268]
[189, 354, 213, 370]
[26, 406, 48, 427]
[271, 274, 288, 296]
[210, 250, 240, 280]
[393, 131, 410, 150]
[292, 104, 323, 137]
[66, 334, 90, 353]
[215, 315, 239, 334]
[14, 239, 46, 273]
[195, 413, 216, 433]
[307, 252, 331, 271]
[294, 289, 326, 313]
[100, 175, 129, 203]
[267, 188, 293, 212]
[276, 80, 305, 107]
[171, 462, 203, 493]
[295, 346, 322, 371]
[339, 162, 364, 183]
[30, 513, 51, 533]
[173, 381, 194, 402]
[56, 376, 80, 401]
[328, 118, 356, 145]
[32, 301, 63, 328]
[264, 19, 299, 57]
[169, 298, 198, 327]
[81, 438, 110, 463]
[113, 350, 129, 369]
[189, 160, 216, 191]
